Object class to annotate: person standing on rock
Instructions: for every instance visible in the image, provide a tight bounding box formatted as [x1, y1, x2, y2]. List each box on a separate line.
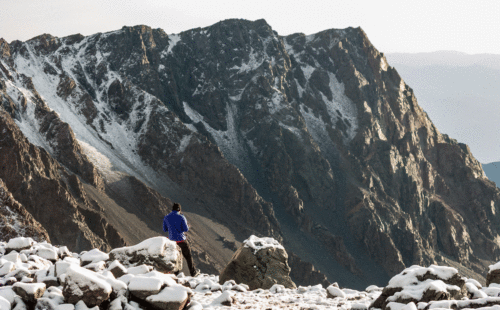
[163, 203, 200, 277]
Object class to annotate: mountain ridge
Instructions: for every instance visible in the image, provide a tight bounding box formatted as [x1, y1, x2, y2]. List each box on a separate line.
[1, 19, 499, 289]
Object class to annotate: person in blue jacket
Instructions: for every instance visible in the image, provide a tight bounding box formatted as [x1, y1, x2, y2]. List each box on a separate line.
[163, 203, 199, 277]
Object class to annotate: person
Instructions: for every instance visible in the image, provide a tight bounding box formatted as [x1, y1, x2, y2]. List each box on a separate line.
[163, 203, 199, 277]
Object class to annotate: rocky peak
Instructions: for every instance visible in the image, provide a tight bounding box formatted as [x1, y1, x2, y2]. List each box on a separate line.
[1, 19, 499, 289]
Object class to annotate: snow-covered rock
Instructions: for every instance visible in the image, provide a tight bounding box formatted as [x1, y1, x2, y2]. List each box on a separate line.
[80, 249, 109, 266]
[61, 265, 112, 307]
[12, 282, 46, 303]
[146, 285, 192, 310]
[211, 290, 236, 306]
[0, 261, 16, 276]
[371, 265, 466, 310]
[327, 285, 346, 299]
[6, 238, 34, 253]
[35, 247, 58, 262]
[128, 276, 163, 299]
[219, 235, 296, 290]
[108, 237, 182, 274]
[106, 260, 127, 278]
[0, 295, 10, 310]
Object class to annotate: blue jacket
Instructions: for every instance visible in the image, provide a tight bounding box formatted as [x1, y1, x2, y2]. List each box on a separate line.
[163, 211, 189, 241]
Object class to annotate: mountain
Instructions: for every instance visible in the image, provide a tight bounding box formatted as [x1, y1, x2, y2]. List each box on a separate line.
[1, 19, 500, 289]
[385, 51, 500, 164]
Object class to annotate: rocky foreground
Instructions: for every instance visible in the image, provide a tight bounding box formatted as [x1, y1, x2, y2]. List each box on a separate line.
[1, 236, 500, 310]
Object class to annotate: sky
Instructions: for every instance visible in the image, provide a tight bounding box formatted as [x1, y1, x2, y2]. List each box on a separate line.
[1, 0, 500, 54]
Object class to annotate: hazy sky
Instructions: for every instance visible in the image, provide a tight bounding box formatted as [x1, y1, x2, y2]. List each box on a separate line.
[1, 0, 500, 54]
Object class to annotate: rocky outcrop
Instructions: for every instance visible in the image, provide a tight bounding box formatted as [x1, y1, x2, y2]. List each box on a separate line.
[219, 236, 296, 290]
[0, 180, 50, 243]
[288, 252, 330, 288]
[371, 265, 467, 310]
[0, 111, 123, 252]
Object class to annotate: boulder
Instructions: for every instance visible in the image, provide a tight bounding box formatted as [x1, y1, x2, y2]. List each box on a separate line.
[61, 265, 111, 307]
[0, 262, 16, 276]
[371, 265, 466, 310]
[487, 262, 500, 286]
[80, 249, 109, 266]
[327, 285, 346, 299]
[6, 237, 34, 253]
[35, 297, 58, 310]
[108, 237, 182, 274]
[128, 276, 163, 299]
[35, 247, 58, 262]
[145, 286, 192, 310]
[107, 260, 127, 278]
[219, 235, 296, 290]
[12, 282, 46, 303]
[211, 291, 236, 307]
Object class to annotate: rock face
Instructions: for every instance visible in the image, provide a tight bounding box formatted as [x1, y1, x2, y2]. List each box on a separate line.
[288, 251, 330, 288]
[0, 111, 123, 252]
[1, 19, 500, 287]
[219, 236, 296, 290]
[0, 180, 49, 243]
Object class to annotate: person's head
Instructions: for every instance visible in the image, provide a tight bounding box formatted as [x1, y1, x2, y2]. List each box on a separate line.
[172, 203, 181, 212]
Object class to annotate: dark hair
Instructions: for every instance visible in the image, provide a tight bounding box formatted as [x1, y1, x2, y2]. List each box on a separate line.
[172, 203, 181, 211]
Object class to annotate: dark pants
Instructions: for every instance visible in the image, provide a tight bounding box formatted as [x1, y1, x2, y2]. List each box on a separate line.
[177, 240, 196, 276]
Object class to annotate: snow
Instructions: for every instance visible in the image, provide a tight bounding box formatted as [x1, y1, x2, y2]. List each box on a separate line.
[489, 262, 500, 272]
[163, 34, 181, 57]
[12, 282, 46, 295]
[146, 285, 192, 303]
[327, 285, 346, 298]
[0, 295, 10, 310]
[183, 101, 247, 169]
[35, 247, 58, 261]
[109, 237, 179, 265]
[128, 276, 163, 292]
[0, 287, 17, 303]
[63, 264, 112, 296]
[387, 265, 459, 288]
[127, 265, 152, 275]
[6, 238, 34, 251]
[243, 235, 284, 252]
[80, 249, 109, 264]
[6, 36, 170, 192]
[144, 271, 178, 287]
[177, 134, 192, 153]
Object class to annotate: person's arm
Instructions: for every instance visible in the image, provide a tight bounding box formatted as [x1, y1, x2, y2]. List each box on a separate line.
[163, 216, 168, 232]
[181, 214, 189, 232]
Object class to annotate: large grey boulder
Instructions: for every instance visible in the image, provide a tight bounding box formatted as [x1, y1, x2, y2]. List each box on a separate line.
[108, 237, 182, 274]
[219, 235, 296, 290]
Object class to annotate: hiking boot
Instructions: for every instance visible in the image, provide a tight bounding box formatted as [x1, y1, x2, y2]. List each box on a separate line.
[191, 269, 200, 277]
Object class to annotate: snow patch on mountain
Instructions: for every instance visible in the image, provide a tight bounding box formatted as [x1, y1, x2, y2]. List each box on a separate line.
[7, 37, 171, 188]
[322, 72, 358, 141]
[183, 101, 247, 169]
[162, 34, 181, 57]
[3, 79, 52, 152]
